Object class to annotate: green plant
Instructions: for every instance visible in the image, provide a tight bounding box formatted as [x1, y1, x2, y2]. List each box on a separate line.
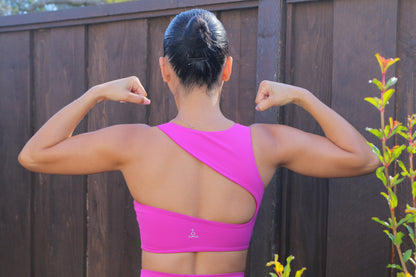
[366, 53, 416, 277]
[266, 254, 306, 277]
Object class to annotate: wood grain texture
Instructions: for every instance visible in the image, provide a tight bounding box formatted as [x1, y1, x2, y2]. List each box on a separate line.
[246, 1, 283, 277]
[0, 31, 32, 277]
[394, 0, 416, 270]
[32, 26, 87, 277]
[147, 16, 177, 126]
[327, 0, 399, 276]
[281, 3, 333, 276]
[254, 0, 284, 124]
[87, 19, 148, 277]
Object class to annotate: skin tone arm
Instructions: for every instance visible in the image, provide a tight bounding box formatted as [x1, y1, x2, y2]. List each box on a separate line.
[18, 76, 150, 175]
[253, 81, 380, 180]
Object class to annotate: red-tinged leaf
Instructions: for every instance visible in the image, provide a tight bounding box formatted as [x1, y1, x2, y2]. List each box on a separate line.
[408, 146, 416, 154]
[369, 78, 384, 91]
[383, 89, 395, 106]
[384, 57, 400, 73]
[375, 53, 385, 73]
[364, 97, 381, 109]
[385, 77, 398, 89]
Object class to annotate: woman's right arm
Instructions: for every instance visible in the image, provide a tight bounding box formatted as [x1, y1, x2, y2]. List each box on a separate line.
[18, 76, 151, 175]
[252, 81, 379, 180]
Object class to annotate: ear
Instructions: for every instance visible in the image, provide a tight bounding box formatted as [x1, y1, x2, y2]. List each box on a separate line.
[222, 56, 233, 82]
[159, 56, 170, 82]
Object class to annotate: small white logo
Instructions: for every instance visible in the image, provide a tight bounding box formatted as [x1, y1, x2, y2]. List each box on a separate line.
[188, 228, 199, 238]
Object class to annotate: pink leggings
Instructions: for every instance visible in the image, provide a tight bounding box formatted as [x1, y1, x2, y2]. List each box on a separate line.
[140, 269, 244, 277]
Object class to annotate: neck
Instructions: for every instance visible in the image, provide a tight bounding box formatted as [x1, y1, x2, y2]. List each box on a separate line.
[172, 85, 230, 129]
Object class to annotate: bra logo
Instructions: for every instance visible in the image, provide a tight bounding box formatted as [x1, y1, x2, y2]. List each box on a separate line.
[188, 228, 199, 238]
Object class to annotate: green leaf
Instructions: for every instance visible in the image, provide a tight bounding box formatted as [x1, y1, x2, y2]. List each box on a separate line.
[367, 142, 383, 161]
[366, 127, 383, 139]
[380, 192, 390, 202]
[403, 249, 412, 263]
[384, 230, 396, 244]
[269, 273, 277, 277]
[413, 181, 416, 199]
[396, 231, 405, 246]
[397, 160, 409, 176]
[387, 264, 403, 271]
[390, 174, 406, 187]
[385, 77, 398, 89]
[376, 167, 387, 185]
[283, 256, 294, 277]
[364, 97, 381, 109]
[383, 89, 395, 106]
[392, 145, 406, 160]
[405, 224, 415, 243]
[387, 186, 398, 209]
[372, 216, 391, 228]
[369, 78, 384, 91]
[295, 268, 307, 277]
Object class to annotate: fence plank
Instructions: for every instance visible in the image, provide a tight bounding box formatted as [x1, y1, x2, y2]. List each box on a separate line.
[246, 1, 283, 277]
[281, 2, 333, 276]
[86, 19, 148, 277]
[220, 10, 242, 122]
[31, 26, 87, 277]
[397, 0, 416, 124]
[0, 31, 31, 277]
[327, 0, 399, 276]
[147, 16, 177, 126]
[219, 8, 258, 125]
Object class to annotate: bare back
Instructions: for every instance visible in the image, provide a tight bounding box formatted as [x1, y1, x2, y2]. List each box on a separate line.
[121, 125, 266, 274]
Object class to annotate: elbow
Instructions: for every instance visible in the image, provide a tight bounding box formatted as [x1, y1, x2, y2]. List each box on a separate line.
[353, 152, 381, 176]
[18, 148, 40, 172]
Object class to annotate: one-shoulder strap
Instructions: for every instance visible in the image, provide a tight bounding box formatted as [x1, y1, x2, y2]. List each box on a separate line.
[157, 122, 264, 208]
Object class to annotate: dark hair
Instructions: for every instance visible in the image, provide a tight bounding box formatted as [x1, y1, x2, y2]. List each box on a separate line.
[163, 9, 230, 90]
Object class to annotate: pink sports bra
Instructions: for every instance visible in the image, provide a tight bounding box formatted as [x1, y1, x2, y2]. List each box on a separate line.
[133, 122, 264, 253]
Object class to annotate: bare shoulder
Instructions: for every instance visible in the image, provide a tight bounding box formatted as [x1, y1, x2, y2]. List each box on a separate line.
[250, 123, 309, 168]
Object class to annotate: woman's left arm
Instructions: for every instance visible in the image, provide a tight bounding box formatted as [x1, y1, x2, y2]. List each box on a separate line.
[253, 81, 380, 178]
[18, 76, 150, 175]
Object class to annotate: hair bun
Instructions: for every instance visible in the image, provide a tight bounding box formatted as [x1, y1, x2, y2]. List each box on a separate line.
[183, 16, 212, 49]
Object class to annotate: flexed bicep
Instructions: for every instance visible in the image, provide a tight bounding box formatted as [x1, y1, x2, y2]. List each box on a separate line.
[19, 124, 146, 175]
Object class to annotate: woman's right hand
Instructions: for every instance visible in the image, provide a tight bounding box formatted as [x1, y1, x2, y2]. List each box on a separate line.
[255, 80, 307, 111]
[93, 76, 151, 105]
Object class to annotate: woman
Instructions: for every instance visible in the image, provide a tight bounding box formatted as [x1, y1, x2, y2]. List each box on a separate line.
[18, 9, 379, 277]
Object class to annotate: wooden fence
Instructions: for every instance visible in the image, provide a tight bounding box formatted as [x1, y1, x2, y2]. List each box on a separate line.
[0, 0, 415, 277]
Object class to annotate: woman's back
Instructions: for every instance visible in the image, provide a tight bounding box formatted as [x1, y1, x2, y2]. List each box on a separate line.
[121, 123, 266, 274]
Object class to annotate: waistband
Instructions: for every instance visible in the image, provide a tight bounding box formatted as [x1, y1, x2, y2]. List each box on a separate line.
[140, 269, 244, 277]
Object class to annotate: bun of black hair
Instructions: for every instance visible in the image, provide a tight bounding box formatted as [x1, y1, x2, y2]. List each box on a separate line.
[183, 16, 212, 49]
[163, 9, 230, 90]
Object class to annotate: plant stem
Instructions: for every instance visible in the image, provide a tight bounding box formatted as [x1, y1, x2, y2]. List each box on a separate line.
[380, 73, 409, 274]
